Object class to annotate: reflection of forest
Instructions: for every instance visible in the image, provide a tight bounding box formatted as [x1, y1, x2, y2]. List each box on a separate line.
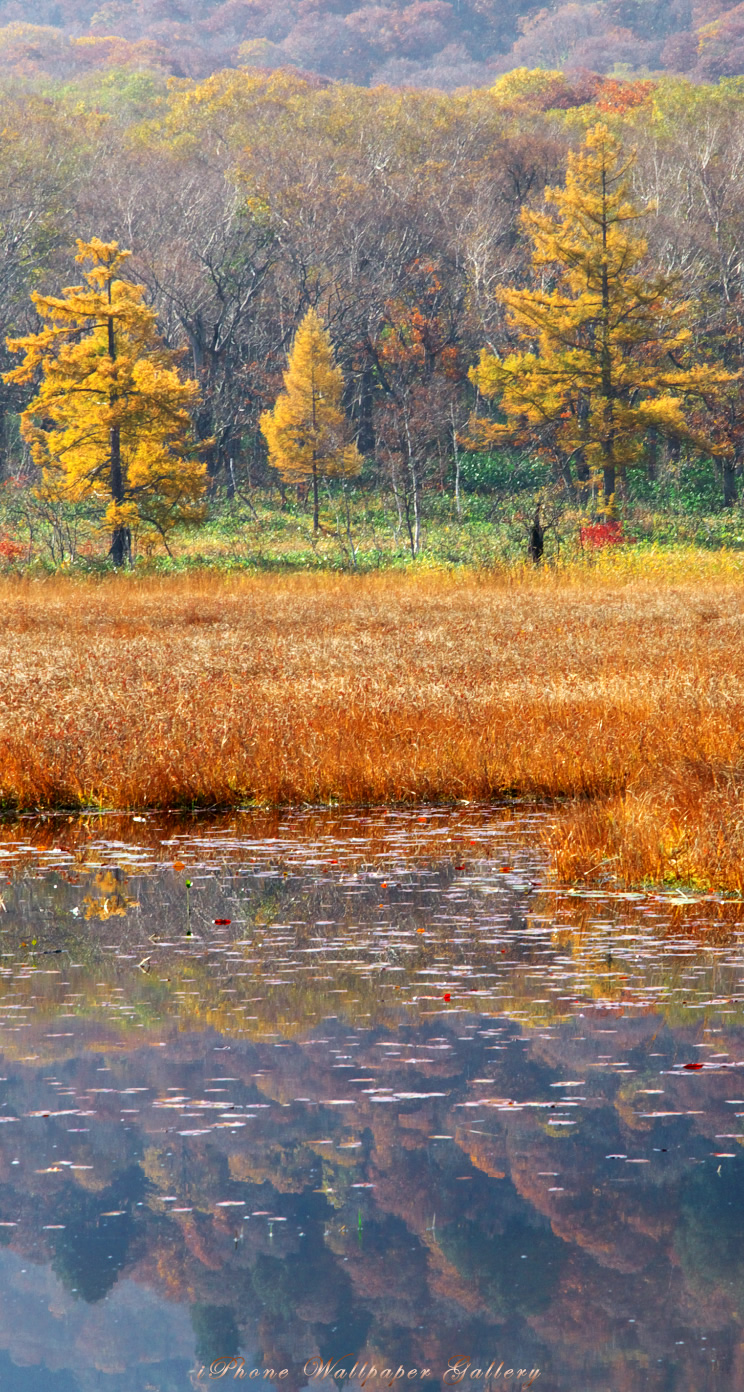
[0, 1008, 741, 1390]
[0, 815, 739, 1389]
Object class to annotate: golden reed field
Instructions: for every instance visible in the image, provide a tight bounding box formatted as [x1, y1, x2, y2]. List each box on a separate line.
[2, 558, 744, 891]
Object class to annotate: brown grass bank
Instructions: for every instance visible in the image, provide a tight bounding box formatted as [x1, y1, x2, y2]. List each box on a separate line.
[0, 564, 743, 888]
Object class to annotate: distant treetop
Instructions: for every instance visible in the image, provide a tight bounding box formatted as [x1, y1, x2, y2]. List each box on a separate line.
[0, 0, 740, 90]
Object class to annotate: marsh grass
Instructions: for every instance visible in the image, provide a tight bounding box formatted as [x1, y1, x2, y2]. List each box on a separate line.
[1, 562, 743, 889]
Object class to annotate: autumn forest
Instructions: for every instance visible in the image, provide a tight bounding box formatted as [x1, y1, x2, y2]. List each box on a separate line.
[0, 59, 741, 569]
[0, 30, 743, 1392]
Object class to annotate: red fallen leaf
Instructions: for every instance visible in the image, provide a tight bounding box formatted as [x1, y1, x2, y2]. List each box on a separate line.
[443, 993, 451, 1002]
[214, 919, 231, 926]
[683, 1062, 704, 1070]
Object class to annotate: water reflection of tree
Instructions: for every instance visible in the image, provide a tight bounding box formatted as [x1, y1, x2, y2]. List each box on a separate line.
[0, 1013, 741, 1392]
[1, 812, 744, 1389]
[0, 1349, 78, 1392]
[51, 1165, 145, 1302]
[677, 1152, 744, 1318]
[2, 836, 743, 1068]
[439, 1215, 565, 1319]
[191, 1303, 241, 1365]
[83, 869, 139, 921]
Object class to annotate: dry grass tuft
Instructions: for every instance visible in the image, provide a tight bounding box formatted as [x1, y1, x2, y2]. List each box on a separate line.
[545, 774, 744, 893]
[0, 565, 743, 888]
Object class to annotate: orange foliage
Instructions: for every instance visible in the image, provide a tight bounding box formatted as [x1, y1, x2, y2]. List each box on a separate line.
[378, 260, 462, 382]
[595, 79, 654, 114]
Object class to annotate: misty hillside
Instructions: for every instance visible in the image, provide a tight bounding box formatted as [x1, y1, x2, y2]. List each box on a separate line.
[0, 0, 739, 88]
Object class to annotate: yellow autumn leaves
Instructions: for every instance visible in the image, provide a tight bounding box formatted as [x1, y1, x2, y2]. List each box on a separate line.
[4, 238, 206, 562]
[3, 125, 734, 560]
[469, 124, 732, 506]
[260, 307, 362, 532]
[4, 246, 362, 559]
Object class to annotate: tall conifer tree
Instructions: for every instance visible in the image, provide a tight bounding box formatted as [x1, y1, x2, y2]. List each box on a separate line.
[470, 124, 730, 505]
[261, 308, 362, 532]
[5, 238, 204, 565]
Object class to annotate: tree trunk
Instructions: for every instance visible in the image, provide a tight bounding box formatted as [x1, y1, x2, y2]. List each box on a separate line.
[312, 461, 319, 533]
[724, 457, 738, 507]
[110, 422, 122, 504]
[411, 459, 420, 556]
[109, 421, 131, 567]
[602, 456, 616, 506]
[354, 362, 376, 455]
[107, 284, 130, 568]
[558, 450, 576, 498]
[646, 427, 659, 481]
[575, 453, 591, 484]
[403, 491, 417, 560]
[451, 406, 462, 518]
[599, 163, 616, 510]
[528, 505, 544, 565]
[110, 525, 131, 567]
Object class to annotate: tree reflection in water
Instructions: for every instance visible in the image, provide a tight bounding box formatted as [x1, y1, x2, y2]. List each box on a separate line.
[0, 809, 735, 1389]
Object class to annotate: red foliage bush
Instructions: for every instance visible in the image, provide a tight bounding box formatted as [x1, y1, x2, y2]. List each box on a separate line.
[580, 519, 623, 548]
[0, 533, 25, 564]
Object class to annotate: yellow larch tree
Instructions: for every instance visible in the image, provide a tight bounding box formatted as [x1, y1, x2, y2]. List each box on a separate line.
[469, 124, 731, 506]
[261, 307, 362, 532]
[5, 238, 205, 565]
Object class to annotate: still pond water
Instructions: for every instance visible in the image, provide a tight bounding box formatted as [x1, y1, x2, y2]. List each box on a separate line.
[0, 806, 740, 1392]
